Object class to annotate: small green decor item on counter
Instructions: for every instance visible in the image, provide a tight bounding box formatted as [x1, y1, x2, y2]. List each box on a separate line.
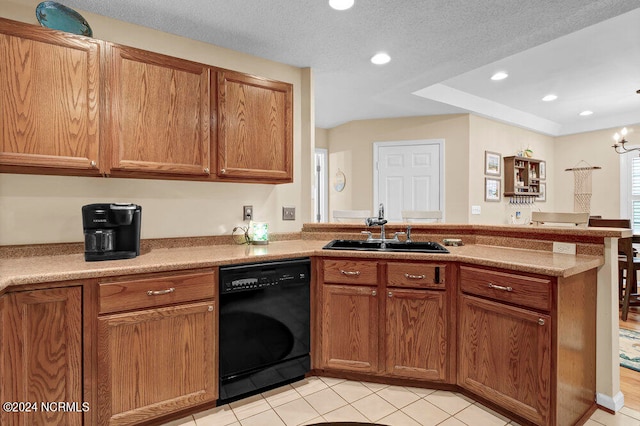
[250, 221, 269, 245]
[620, 328, 640, 372]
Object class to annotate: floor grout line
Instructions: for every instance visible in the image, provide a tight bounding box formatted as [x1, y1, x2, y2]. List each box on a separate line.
[166, 377, 640, 426]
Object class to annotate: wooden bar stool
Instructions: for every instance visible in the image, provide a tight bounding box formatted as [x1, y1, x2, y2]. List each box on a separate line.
[588, 218, 639, 320]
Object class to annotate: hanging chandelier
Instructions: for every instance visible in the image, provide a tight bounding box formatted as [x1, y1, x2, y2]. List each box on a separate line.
[612, 127, 639, 154]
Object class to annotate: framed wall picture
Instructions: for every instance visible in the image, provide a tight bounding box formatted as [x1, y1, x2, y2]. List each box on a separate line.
[485, 178, 501, 202]
[536, 182, 546, 202]
[539, 161, 546, 180]
[485, 151, 501, 176]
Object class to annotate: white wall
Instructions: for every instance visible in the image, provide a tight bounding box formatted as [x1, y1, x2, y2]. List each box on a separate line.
[324, 113, 559, 225]
[0, 0, 313, 245]
[326, 115, 470, 223]
[554, 126, 638, 218]
[468, 115, 555, 224]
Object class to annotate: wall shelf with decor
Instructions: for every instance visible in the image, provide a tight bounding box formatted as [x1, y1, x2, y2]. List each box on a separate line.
[503, 156, 544, 198]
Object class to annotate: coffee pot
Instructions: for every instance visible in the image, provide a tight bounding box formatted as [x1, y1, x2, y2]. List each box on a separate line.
[82, 203, 141, 261]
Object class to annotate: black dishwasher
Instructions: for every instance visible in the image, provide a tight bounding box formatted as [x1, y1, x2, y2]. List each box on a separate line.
[218, 258, 310, 403]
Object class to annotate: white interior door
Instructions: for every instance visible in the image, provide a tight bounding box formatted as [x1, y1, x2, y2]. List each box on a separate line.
[374, 140, 443, 222]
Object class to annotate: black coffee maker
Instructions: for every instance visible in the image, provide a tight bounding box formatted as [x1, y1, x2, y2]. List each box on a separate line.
[82, 203, 142, 261]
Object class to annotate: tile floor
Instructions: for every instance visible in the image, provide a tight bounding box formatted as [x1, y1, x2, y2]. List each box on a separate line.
[162, 377, 640, 426]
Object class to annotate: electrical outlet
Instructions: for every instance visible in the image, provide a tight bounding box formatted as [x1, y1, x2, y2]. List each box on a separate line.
[282, 206, 296, 221]
[471, 205, 481, 215]
[243, 205, 253, 221]
[553, 242, 576, 255]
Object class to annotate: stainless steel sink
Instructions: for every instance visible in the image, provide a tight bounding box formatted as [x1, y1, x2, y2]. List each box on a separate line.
[323, 239, 449, 253]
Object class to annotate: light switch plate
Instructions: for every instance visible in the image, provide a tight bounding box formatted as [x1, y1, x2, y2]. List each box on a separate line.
[282, 206, 295, 221]
[471, 205, 481, 215]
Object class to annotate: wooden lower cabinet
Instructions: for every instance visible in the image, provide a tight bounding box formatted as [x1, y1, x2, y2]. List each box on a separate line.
[458, 265, 597, 426]
[458, 294, 551, 425]
[321, 284, 379, 373]
[386, 288, 448, 381]
[319, 259, 451, 383]
[97, 300, 217, 425]
[1, 287, 84, 426]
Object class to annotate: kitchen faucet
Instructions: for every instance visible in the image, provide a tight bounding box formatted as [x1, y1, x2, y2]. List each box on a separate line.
[364, 203, 387, 241]
[363, 203, 408, 244]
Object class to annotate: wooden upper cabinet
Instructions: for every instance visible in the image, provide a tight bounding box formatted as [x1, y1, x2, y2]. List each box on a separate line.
[106, 44, 211, 176]
[0, 18, 102, 175]
[216, 70, 293, 182]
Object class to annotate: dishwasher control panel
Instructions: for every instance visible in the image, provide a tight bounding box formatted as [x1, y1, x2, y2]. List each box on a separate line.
[219, 258, 310, 294]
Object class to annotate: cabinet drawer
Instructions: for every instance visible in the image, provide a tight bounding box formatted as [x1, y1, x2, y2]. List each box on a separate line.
[387, 262, 446, 289]
[323, 259, 378, 285]
[459, 266, 551, 311]
[99, 270, 215, 314]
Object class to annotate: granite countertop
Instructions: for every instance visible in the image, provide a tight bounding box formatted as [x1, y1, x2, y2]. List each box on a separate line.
[0, 239, 604, 293]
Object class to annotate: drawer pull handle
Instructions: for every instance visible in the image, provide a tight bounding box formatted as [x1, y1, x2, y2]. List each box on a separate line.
[147, 287, 175, 296]
[538, 318, 545, 326]
[488, 283, 513, 292]
[340, 270, 361, 276]
[404, 273, 426, 280]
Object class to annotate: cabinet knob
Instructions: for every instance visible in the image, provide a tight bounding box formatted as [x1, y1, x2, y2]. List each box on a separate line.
[208, 306, 214, 312]
[538, 318, 545, 326]
[388, 291, 393, 298]
[371, 290, 377, 296]
[204, 167, 210, 174]
[221, 168, 226, 174]
[90, 160, 97, 168]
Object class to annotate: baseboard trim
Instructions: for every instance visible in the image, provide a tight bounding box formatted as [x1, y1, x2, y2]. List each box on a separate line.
[596, 391, 624, 412]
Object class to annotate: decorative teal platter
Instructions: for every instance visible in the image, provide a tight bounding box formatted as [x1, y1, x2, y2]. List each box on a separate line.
[35, 1, 93, 37]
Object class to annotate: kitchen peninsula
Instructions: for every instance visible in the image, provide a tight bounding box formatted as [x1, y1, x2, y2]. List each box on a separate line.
[0, 224, 624, 426]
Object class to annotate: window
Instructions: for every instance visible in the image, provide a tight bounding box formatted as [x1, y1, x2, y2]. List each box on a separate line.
[621, 153, 640, 234]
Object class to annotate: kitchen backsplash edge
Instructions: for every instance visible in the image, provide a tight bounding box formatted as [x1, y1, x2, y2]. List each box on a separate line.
[0, 232, 303, 259]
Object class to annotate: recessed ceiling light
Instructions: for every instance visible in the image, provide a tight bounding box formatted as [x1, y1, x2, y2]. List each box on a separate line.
[329, 0, 354, 10]
[542, 94, 557, 102]
[490, 71, 508, 81]
[371, 52, 391, 65]
[579, 110, 593, 116]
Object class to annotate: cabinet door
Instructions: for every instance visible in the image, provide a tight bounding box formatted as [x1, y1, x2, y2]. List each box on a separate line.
[0, 19, 101, 174]
[459, 295, 551, 425]
[386, 288, 447, 381]
[97, 300, 216, 425]
[217, 70, 292, 181]
[106, 44, 211, 176]
[321, 284, 378, 373]
[1, 287, 83, 426]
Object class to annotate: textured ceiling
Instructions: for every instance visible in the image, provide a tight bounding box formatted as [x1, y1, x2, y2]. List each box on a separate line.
[59, 0, 640, 134]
